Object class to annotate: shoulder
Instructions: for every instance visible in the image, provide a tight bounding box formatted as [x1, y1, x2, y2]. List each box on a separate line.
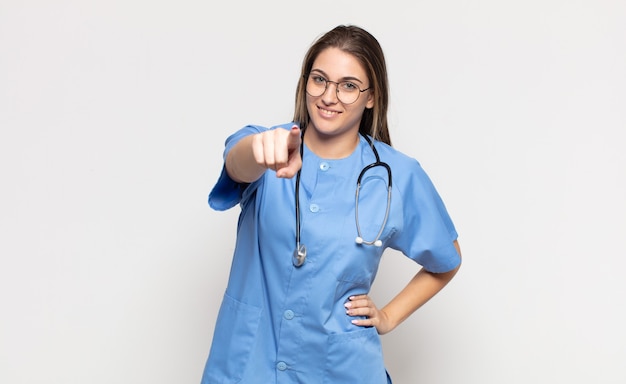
[371, 141, 439, 190]
[229, 122, 294, 136]
[373, 141, 423, 171]
[225, 122, 295, 146]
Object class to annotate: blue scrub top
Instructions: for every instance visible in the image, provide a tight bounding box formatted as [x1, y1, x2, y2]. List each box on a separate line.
[202, 123, 460, 384]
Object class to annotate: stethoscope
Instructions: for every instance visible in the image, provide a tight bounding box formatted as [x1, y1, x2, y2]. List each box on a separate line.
[293, 131, 393, 267]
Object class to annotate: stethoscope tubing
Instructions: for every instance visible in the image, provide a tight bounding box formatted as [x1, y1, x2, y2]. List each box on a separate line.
[355, 160, 392, 247]
[293, 131, 392, 267]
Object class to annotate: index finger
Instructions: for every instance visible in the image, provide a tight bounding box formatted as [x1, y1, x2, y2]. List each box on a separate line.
[287, 125, 302, 150]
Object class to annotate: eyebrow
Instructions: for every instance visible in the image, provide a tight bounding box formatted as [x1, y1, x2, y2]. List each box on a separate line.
[309, 69, 365, 85]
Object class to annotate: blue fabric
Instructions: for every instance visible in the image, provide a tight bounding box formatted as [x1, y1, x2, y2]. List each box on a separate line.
[202, 123, 460, 383]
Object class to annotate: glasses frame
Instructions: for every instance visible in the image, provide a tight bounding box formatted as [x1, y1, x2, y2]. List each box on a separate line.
[304, 74, 371, 105]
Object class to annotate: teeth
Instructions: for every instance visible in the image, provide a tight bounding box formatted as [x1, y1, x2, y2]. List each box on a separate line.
[320, 107, 337, 116]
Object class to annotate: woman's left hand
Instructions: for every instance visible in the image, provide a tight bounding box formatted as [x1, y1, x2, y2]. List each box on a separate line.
[344, 294, 394, 335]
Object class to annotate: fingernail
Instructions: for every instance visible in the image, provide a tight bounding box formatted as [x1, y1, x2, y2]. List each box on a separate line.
[344, 302, 352, 308]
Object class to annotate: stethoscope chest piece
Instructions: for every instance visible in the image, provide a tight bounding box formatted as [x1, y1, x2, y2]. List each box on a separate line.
[293, 243, 307, 267]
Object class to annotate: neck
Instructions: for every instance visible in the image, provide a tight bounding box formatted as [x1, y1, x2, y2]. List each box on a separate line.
[303, 130, 360, 159]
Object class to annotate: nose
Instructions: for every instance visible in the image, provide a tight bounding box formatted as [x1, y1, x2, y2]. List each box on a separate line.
[321, 81, 339, 104]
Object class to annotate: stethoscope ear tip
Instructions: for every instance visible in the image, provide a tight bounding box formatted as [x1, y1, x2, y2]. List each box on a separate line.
[355, 237, 383, 247]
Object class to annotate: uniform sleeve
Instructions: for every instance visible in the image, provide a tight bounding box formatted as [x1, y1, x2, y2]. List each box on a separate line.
[208, 125, 266, 211]
[389, 159, 461, 273]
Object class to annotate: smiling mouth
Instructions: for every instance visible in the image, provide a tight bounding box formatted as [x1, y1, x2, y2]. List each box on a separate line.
[318, 105, 340, 117]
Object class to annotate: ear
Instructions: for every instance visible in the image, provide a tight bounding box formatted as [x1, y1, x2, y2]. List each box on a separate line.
[365, 91, 375, 109]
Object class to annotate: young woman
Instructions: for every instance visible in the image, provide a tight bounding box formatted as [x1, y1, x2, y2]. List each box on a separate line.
[202, 25, 462, 384]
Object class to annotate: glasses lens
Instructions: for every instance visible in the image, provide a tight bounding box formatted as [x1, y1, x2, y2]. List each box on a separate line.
[305, 75, 361, 104]
[306, 75, 326, 97]
[338, 84, 359, 104]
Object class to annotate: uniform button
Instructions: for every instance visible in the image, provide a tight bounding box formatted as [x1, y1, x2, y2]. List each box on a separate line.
[319, 162, 330, 171]
[309, 204, 319, 213]
[276, 361, 287, 371]
[284, 309, 295, 320]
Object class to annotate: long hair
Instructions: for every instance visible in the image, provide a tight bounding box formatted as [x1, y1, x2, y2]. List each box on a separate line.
[292, 25, 391, 145]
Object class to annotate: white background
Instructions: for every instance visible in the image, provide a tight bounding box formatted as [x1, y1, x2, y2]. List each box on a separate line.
[1, 1, 625, 383]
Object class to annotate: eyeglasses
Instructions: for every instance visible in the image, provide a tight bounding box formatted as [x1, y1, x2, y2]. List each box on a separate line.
[305, 74, 370, 104]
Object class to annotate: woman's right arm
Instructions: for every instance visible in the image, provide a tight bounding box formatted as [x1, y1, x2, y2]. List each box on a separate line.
[226, 125, 302, 183]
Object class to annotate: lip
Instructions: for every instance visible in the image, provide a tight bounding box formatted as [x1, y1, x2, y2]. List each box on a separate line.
[316, 105, 341, 117]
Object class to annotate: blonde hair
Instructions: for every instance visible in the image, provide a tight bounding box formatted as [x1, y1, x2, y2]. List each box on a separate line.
[292, 25, 391, 145]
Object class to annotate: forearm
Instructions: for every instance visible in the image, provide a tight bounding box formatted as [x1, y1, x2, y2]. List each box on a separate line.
[380, 240, 462, 334]
[225, 135, 266, 183]
[380, 265, 459, 333]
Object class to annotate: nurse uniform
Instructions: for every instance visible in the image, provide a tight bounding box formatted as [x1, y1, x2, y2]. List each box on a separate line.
[201, 123, 461, 384]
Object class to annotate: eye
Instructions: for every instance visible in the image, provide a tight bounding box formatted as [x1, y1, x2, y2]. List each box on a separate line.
[340, 81, 359, 91]
[311, 75, 326, 84]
